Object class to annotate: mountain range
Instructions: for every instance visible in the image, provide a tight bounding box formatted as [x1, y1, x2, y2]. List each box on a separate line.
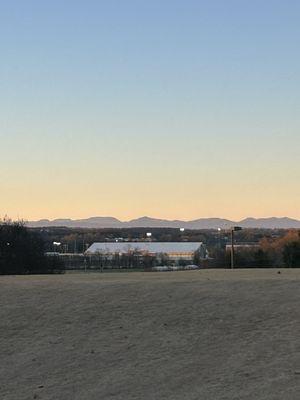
[27, 216, 300, 229]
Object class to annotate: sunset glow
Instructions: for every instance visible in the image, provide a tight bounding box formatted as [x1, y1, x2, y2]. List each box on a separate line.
[1, 1, 299, 221]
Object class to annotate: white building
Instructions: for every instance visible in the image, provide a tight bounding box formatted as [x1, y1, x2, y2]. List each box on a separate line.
[225, 243, 260, 252]
[85, 242, 207, 261]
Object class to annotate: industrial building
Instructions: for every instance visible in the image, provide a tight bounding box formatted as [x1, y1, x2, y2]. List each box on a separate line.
[85, 242, 207, 262]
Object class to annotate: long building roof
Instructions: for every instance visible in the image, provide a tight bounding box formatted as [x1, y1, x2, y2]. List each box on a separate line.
[86, 242, 203, 254]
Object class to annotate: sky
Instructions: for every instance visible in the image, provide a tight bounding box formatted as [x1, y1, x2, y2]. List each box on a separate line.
[1, 0, 299, 221]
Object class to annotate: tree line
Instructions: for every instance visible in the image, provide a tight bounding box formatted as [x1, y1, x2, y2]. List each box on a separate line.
[1, 218, 299, 274]
[0, 218, 64, 275]
[210, 230, 300, 268]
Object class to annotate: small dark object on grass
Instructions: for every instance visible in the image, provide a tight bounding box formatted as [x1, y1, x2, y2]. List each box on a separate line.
[277, 271, 281, 274]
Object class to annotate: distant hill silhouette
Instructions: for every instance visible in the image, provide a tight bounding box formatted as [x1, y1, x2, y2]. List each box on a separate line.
[27, 216, 300, 229]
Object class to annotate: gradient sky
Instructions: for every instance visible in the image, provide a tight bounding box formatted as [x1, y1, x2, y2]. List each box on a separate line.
[1, 0, 299, 221]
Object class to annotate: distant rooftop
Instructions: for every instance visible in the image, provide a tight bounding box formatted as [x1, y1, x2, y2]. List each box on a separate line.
[86, 242, 203, 254]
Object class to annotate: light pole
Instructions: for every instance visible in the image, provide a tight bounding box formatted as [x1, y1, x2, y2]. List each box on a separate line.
[230, 227, 242, 269]
[53, 241, 61, 253]
[146, 232, 152, 241]
[217, 228, 222, 249]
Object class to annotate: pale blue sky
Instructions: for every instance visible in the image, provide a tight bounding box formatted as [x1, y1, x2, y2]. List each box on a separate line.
[1, 1, 299, 220]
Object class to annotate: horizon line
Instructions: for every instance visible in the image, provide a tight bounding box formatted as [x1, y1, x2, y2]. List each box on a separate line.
[20, 215, 300, 222]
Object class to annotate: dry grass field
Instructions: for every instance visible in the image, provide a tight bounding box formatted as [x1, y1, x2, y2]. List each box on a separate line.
[0, 269, 300, 400]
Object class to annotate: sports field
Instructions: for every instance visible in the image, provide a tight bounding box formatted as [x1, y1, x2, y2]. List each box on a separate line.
[1, 269, 299, 400]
